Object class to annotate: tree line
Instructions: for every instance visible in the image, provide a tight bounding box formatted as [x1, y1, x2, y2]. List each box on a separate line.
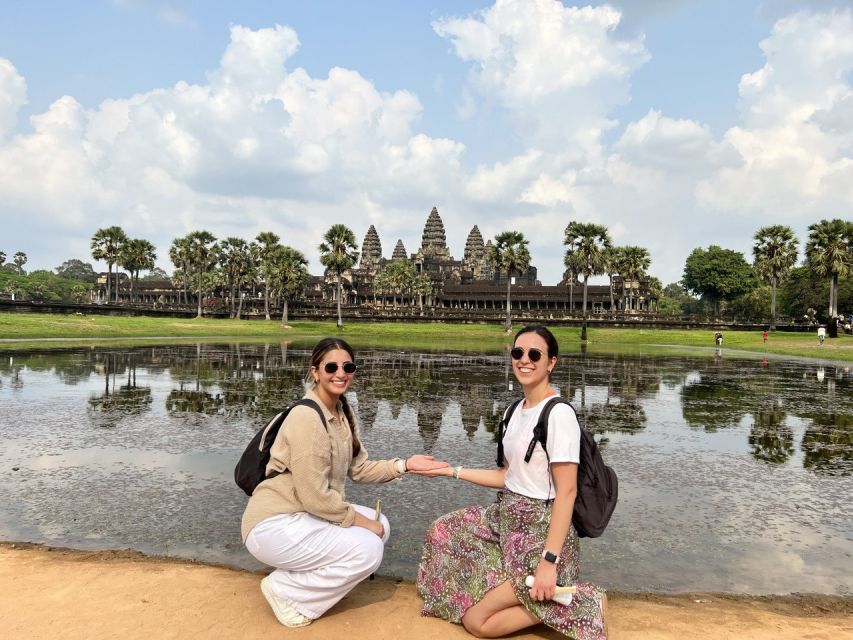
[2, 217, 850, 330]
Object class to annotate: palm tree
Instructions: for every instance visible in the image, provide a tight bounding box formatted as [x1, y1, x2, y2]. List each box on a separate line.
[91, 226, 128, 304]
[376, 259, 417, 308]
[120, 238, 156, 304]
[752, 225, 798, 330]
[486, 231, 531, 332]
[219, 237, 252, 318]
[647, 276, 663, 313]
[806, 219, 852, 319]
[413, 273, 433, 310]
[319, 224, 359, 329]
[269, 245, 309, 325]
[564, 222, 611, 340]
[618, 246, 651, 314]
[602, 246, 620, 317]
[12, 251, 27, 274]
[0, 250, 6, 265]
[255, 232, 281, 321]
[169, 236, 193, 305]
[186, 231, 218, 318]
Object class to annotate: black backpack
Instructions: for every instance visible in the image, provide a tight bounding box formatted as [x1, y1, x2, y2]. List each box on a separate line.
[496, 397, 618, 538]
[234, 399, 326, 496]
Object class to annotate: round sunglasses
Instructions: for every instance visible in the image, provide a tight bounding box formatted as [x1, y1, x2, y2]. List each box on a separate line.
[510, 347, 544, 362]
[321, 361, 357, 375]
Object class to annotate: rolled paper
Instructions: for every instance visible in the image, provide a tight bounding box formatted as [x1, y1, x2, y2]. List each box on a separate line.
[525, 576, 576, 605]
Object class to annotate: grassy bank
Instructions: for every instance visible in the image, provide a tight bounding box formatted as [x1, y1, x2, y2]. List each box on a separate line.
[0, 312, 851, 361]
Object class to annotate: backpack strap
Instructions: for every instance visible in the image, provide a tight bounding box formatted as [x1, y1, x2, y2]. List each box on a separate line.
[524, 397, 571, 463]
[265, 398, 327, 481]
[495, 398, 524, 467]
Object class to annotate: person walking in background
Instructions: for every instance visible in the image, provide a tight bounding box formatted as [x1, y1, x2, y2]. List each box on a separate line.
[714, 331, 723, 346]
[817, 325, 826, 345]
[762, 330, 768, 344]
[412, 325, 607, 639]
[241, 337, 447, 627]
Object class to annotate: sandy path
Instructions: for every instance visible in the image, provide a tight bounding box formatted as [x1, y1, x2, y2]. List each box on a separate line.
[1, 544, 850, 640]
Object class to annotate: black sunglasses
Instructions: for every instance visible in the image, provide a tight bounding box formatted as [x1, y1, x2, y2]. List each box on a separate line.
[322, 361, 357, 375]
[510, 347, 544, 362]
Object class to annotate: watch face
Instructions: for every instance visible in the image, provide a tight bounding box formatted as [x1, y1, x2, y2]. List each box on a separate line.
[543, 551, 558, 563]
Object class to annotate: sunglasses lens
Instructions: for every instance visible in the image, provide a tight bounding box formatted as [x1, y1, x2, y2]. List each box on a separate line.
[342, 362, 357, 374]
[528, 349, 542, 362]
[323, 362, 338, 374]
[510, 347, 524, 360]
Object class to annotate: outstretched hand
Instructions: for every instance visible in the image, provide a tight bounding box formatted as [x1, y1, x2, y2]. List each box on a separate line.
[405, 454, 450, 473]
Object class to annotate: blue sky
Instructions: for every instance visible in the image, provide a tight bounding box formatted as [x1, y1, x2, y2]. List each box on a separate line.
[1, 0, 852, 285]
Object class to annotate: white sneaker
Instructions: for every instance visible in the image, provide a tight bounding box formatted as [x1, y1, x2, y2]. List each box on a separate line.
[260, 576, 313, 628]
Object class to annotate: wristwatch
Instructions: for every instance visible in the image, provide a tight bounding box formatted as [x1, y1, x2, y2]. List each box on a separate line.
[541, 549, 560, 564]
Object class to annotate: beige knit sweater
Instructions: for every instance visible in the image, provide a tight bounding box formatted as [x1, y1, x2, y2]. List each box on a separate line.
[241, 388, 402, 541]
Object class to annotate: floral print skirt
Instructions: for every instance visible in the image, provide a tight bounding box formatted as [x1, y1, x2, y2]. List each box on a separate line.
[416, 490, 607, 640]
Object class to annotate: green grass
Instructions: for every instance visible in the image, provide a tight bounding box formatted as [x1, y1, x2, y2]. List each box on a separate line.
[0, 312, 851, 361]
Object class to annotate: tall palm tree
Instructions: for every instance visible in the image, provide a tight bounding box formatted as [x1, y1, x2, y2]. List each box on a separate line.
[169, 235, 193, 305]
[91, 226, 127, 303]
[12, 251, 27, 274]
[806, 219, 852, 319]
[486, 231, 531, 332]
[0, 250, 6, 265]
[186, 230, 218, 318]
[120, 238, 157, 304]
[618, 246, 651, 314]
[319, 224, 359, 329]
[752, 225, 798, 330]
[219, 237, 252, 318]
[647, 276, 663, 313]
[564, 222, 611, 340]
[255, 231, 281, 321]
[602, 246, 620, 316]
[413, 273, 433, 310]
[269, 245, 310, 325]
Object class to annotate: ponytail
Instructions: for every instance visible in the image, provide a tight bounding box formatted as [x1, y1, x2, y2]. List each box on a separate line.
[339, 394, 361, 458]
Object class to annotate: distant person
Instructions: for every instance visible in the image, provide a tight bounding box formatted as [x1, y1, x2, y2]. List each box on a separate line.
[762, 330, 768, 344]
[240, 337, 447, 627]
[817, 325, 826, 345]
[714, 331, 723, 346]
[412, 325, 607, 639]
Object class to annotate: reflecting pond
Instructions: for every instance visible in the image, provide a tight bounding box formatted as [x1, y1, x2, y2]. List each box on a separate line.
[0, 343, 851, 595]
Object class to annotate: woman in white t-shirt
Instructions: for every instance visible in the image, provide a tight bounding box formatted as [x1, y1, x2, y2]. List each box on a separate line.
[413, 325, 607, 639]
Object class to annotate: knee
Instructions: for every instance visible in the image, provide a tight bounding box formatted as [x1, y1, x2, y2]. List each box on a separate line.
[462, 615, 489, 638]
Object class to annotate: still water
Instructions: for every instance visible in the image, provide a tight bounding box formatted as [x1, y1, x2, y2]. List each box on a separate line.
[0, 342, 850, 595]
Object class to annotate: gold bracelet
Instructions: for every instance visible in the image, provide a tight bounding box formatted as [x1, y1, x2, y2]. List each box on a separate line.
[453, 466, 462, 480]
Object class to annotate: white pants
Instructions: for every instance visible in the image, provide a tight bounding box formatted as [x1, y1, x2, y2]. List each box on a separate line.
[245, 504, 390, 619]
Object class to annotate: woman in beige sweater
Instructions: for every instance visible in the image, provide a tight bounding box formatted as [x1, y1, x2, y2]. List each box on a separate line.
[242, 337, 447, 628]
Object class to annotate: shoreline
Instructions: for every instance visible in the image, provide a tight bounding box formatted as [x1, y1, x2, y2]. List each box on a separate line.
[2, 542, 851, 640]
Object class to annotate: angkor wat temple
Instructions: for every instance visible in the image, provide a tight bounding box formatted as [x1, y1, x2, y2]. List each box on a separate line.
[89, 206, 657, 317]
[309, 206, 657, 316]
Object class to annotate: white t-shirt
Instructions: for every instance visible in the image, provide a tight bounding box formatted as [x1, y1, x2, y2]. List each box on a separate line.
[502, 396, 581, 500]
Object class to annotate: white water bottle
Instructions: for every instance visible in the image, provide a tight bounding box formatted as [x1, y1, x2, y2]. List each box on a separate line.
[525, 575, 576, 606]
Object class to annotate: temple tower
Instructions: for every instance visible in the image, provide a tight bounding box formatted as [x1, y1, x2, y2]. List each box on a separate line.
[418, 207, 452, 260]
[392, 239, 408, 261]
[462, 225, 487, 279]
[360, 225, 382, 273]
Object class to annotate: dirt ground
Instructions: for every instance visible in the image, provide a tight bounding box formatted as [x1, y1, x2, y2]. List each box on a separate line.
[2, 543, 851, 640]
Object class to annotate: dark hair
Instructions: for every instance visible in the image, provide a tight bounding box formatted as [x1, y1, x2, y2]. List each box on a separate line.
[514, 324, 559, 359]
[309, 337, 360, 457]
